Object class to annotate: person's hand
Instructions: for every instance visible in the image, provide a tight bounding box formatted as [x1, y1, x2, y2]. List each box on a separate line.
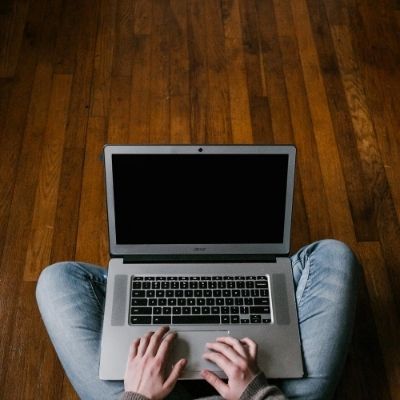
[124, 326, 187, 400]
[201, 336, 259, 400]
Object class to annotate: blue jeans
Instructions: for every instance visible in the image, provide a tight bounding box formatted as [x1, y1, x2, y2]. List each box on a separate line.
[36, 240, 360, 400]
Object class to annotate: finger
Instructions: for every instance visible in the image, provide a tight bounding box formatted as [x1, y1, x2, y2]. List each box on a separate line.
[163, 358, 187, 392]
[202, 350, 232, 374]
[206, 341, 243, 364]
[156, 330, 177, 358]
[240, 337, 257, 359]
[128, 338, 140, 360]
[216, 336, 247, 358]
[201, 369, 229, 397]
[137, 331, 154, 355]
[147, 326, 169, 355]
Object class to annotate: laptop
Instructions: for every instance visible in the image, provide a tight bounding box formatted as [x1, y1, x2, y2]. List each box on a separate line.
[99, 145, 303, 380]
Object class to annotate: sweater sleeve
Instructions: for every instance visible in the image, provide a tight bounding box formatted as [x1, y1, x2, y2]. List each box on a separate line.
[121, 392, 150, 400]
[239, 372, 287, 400]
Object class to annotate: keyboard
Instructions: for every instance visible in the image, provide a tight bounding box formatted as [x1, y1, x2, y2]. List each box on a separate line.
[129, 275, 272, 325]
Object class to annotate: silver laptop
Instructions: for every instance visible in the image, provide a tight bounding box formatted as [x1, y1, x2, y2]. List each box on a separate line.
[99, 145, 303, 380]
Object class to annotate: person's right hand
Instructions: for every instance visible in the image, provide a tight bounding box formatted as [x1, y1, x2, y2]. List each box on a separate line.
[201, 336, 259, 400]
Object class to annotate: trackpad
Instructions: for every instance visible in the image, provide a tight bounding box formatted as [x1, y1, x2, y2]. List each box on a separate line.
[170, 330, 229, 372]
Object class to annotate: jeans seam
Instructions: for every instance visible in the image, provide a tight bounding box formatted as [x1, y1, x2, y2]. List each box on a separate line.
[88, 278, 103, 309]
[298, 252, 312, 308]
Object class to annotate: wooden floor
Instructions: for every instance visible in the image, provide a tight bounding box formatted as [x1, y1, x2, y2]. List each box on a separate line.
[1, 0, 400, 398]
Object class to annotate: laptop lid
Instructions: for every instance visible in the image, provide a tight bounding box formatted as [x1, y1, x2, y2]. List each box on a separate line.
[104, 145, 296, 258]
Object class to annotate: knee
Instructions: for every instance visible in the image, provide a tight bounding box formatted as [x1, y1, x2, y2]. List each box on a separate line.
[36, 262, 76, 306]
[310, 239, 361, 281]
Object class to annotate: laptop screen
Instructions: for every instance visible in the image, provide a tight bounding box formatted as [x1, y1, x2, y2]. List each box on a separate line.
[105, 146, 296, 256]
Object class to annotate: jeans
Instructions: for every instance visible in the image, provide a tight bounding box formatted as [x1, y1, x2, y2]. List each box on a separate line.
[36, 240, 360, 400]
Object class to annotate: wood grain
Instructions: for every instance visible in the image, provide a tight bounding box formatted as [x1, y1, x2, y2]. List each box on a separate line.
[1, 0, 400, 398]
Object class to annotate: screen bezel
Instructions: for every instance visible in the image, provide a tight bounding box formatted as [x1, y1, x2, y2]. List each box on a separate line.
[104, 145, 296, 257]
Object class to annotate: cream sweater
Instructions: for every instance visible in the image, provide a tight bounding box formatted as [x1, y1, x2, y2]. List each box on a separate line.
[121, 372, 287, 400]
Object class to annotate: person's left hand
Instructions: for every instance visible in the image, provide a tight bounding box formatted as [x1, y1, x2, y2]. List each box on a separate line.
[124, 326, 187, 400]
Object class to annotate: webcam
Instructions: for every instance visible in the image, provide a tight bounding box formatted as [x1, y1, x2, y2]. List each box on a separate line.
[198, 147, 203, 152]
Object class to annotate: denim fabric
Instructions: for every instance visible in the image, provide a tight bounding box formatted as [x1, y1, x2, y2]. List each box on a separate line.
[36, 239, 360, 400]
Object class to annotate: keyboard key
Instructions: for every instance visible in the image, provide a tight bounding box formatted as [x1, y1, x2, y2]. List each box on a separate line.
[153, 307, 162, 315]
[202, 307, 211, 314]
[234, 298, 244, 305]
[262, 318, 272, 323]
[132, 298, 147, 306]
[213, 290, 222, 297]
[132, 290, 145, 297]
[240, 318, 250, 323]
[222, 315, 230, 324]
[166, 290, 174, 297]
[183, 307, 191, 314]
[199, 282, 207, 289]
[132, 282, 142, 289]
[246, 281, 255, 288]
[133, 276, 143, 280]
[230, 306, 239, 314]
[221, 307, 229, 314]
[211, 307, 220, 314]
[244, 298, 253, 305]
[185, 290, 193, 297]
[131, 316, 151, 324]
[216, 298, 225, 305]
[146, 290, 155, 297]
[254, 298, 269, 305]
[197, 298, 205, 305]
[194, 290, 202, 297]
[232, 290, 240, 297]
[173, 307, 181, 314]
[250, 315, 261, 323]
[168, 298, 176, 306]
[231, 315, 240, 323]
[206, 298, 215, 305]
[225, 298, 233, 305]
[153, 315, 171, 325]
[158, 299, 167, 306]
[192, 307, 201, 314]
[172, 315, 220, 324]
[178, 298, 186, 306]
[250, 289, 259, 297]
[204, 290, 212, 297]
[255, 281, 268, 288]
[250, 306, 270, 314]
[163, 307, 172, 315]
[187, 298, 195, 306]
[149, 299, 157, 306]
[131, 307, 152, 315]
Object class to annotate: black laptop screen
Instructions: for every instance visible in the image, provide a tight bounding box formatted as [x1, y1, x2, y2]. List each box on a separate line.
[112, 154, 288, 245]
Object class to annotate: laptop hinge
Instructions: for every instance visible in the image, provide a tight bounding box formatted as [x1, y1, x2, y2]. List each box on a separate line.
[122, 254, 277, 264]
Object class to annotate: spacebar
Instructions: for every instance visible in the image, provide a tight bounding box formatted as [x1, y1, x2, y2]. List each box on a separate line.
[172, 315, 220, 324]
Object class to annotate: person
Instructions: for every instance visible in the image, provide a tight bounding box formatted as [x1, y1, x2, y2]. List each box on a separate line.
[36, 239, 360, 400]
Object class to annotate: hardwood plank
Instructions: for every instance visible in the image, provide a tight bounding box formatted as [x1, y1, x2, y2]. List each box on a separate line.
[75, 117, 108, 266]
[148, 0, 171, 144]
[187, 0, 208, 143]
[53, 1, 81, 74]
[24, 73, 73, 281]
[356, 242, 400, 400]
[49, 0, 99, 265]
[129, 34, 152, 143]
[289, 0, 356, 245]
[107, 75, 131, 144]
[0, 0, 49, 266]
[169, 0, 191, 144]
[112, 0, 136, 77]
[239, 0, 274, 143]
[346, 0, 400, 317]
[203, 0, 232, 144]
[0, 0, 30, 77]
[134, 0, 152, 35]
[1, 283, 64, 399]
[311, 0, 377, 242]
[220, 0, 253, 144]
[0, 61, 55, 396]
[90, 0, 117, 117]
[272, 0, 333, 242]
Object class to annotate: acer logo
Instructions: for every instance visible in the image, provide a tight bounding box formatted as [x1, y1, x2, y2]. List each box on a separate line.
[194, 247, 206, 251]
